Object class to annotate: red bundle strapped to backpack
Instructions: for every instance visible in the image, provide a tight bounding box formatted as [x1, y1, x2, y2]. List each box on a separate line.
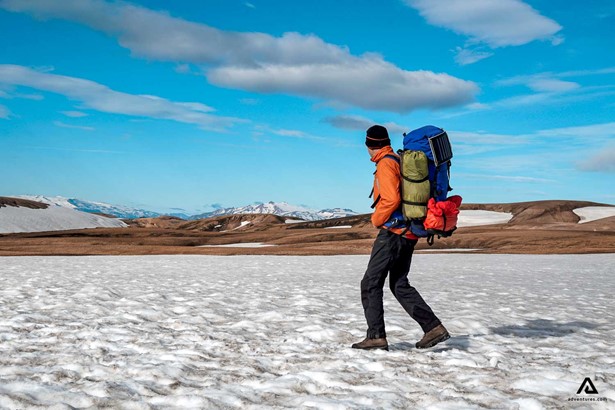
[423, 195, 463, 237]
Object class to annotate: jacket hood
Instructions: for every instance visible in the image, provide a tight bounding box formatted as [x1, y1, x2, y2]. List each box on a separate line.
[370, 146, 396, 163]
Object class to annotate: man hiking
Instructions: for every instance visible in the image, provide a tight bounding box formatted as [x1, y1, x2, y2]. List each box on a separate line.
[352, 125, 449, 351]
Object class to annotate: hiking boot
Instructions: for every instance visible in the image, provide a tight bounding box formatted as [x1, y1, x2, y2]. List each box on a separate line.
[415, 324, 450, 349]
[351, 337, 389, 351]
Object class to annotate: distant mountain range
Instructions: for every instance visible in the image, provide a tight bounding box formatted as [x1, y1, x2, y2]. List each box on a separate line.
[190, 202, 358, 221]
[13, 196, 358, 221]
[16, 195, 163, 219]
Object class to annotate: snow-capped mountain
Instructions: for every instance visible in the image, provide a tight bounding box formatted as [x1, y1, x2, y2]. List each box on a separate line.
[191, 202, 358, 221]
[12, 197, 358, 221]
[0, 197, 127, 233]
[15, 196, 161, 219]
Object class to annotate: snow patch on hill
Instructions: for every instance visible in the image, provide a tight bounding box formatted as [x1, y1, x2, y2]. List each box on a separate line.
[573, 206, 615, 223]
[0, 205, 127, 233]
[457, 210, 513, 227]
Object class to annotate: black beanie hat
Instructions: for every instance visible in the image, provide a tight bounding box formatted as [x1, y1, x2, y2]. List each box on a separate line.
[365, 125, 390, 148]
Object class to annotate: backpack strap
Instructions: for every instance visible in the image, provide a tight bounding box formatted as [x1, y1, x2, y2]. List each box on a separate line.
[403, 175, 429, 184]
[383, 154, 400, 164]
[370, 154, 400, 208]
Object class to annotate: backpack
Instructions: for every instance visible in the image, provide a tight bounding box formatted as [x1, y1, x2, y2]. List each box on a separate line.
[397, 125, 462, 244]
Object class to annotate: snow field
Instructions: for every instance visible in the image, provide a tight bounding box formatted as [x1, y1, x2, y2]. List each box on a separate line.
[0, 254, 614, 409]
[0, 206, 127, 233]
[573, 206, 615, 223]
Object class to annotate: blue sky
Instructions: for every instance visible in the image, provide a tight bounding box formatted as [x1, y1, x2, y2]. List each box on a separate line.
[0, 0, 613, 214]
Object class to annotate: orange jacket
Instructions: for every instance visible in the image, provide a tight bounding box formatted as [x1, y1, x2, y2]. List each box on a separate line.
[370, 146, 418, 240]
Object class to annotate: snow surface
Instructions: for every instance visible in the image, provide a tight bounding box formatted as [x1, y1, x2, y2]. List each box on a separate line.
[457, 210, 513, 227]
[1, 254, 613, 409]
[573, 206, 615, 223]
[284, 219, 305, 224]
[324, 225, 353, 229]
[416, 249, 480, 253]
[198, 243, 276, 248]
[0, 206, 127, 233]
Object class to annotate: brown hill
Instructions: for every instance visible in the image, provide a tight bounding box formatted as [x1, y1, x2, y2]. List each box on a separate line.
[126, 216, 187, 229]
[171, 213, 293, 232]
[286, 214, 372, 229]
[461, 200, 611, 226]
[0, 197, 49, 209]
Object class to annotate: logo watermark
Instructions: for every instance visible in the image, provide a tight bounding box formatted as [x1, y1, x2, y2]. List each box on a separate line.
[567, 377, 608, 403]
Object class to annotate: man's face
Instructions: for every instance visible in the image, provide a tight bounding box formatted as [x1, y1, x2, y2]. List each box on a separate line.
[367, 147, 379, 158]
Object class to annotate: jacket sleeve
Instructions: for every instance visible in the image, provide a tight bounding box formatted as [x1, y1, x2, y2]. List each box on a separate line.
[371, 159, 401, 227]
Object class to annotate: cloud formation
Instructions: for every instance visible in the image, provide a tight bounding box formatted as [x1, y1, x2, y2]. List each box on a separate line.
[405, 0, 562, 64]
[576, 147, 615, 173]
[54, 121, 95, 131]
[406, 0, 562, 47]
[496, 74, 581, 93]
[453, 47, 494, 66]
[0, 104, 10, 119]
[61, 110, 88, 118]
[0, 0, 477, 112]
[0, 64, 244, 130]
[323, 115, 407, 136]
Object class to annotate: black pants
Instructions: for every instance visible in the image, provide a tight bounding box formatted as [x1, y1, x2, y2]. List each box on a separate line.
[361, 229, 441, 338]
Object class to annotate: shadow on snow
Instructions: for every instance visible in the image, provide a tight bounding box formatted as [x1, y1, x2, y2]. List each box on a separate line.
[490, 319, 600, 339]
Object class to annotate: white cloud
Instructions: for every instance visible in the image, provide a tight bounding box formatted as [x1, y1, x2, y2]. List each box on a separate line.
[452, 130, 529, 146]
[53, 121, 95, 131]
[16, 92, 44, 100]
[457, 173, 555, 183]
[323, 115, 407, 135]
[453, 122, 615, 147]
[174, 64, 191, 74]
[239, 98, 259, 105]
[209, 60, 476, 112]
[454, 47, 493, 66]
[535, 122, 615, 140]
[493, 70, 615, 108]
[61, 110, 88, 117]
[0, 89, 44, 100]
[406, 0, 562, 65]
[0, 104, 10, 119]
[405, 0, 562, 48]
[270, 127, 326, 142]
[576, 147, 615, 173]
[244, 2, 255, 9]
[28, 145, 124, 154]
[0, 64, 245, 131]
[273, 129, 308, 138]
[0, 0, 477, 112]
[496, 74, 580, 92]
[526, 78, 580, 93]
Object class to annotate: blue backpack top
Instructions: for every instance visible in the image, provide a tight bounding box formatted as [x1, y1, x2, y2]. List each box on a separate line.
[402, 125, 452, 202]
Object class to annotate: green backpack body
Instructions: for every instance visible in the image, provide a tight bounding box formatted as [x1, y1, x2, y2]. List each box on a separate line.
[400, 150, 430, 219]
